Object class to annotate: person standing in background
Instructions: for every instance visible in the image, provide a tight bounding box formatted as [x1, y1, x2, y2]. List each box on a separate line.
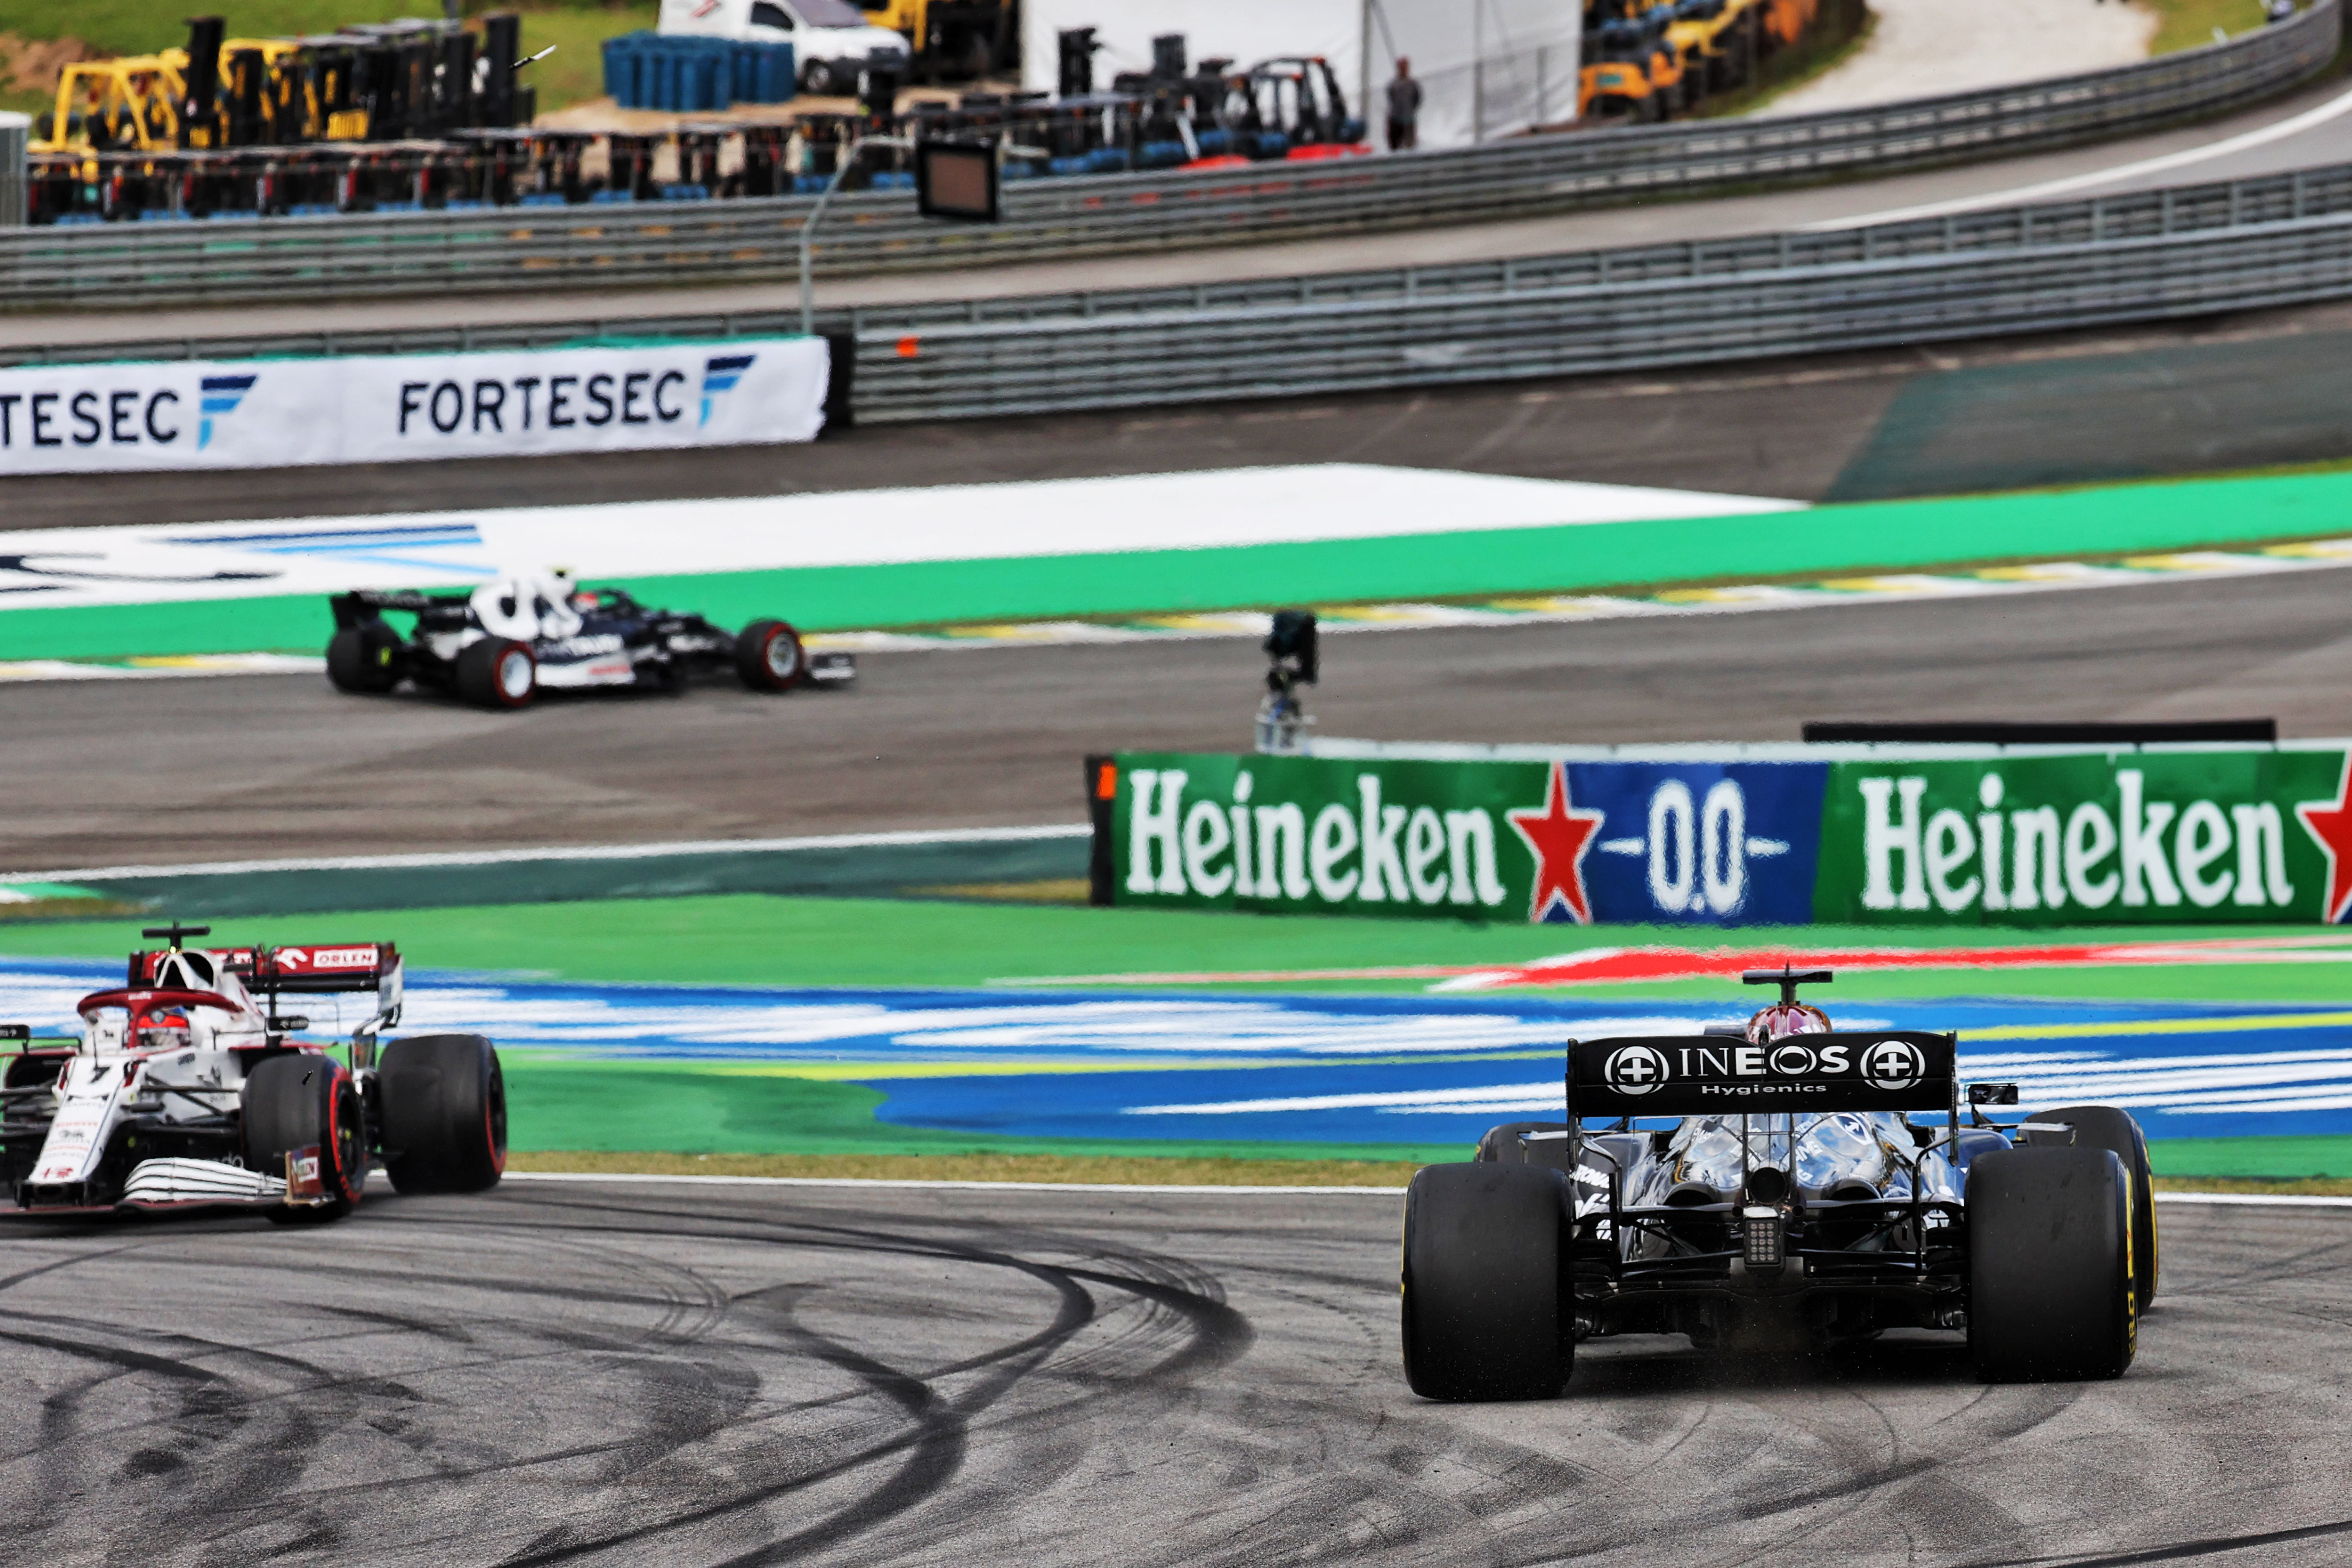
[1387, 57, 1422, 150]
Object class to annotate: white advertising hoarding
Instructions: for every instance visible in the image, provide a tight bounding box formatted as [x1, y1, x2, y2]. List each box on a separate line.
[0, 336, 831, 476]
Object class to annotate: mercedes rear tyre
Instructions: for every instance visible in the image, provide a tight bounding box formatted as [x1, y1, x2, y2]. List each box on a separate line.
[242, 1053, 368, 1224]
[377, 1034, 507, 1194]
[326, 622, 401, 694]
[800, 58, 839, 95]
[735, 619, 808, 692]
[1401, 1162, 1572, 1401]
[1967, 1146, 2137, 1382]
[455, 637, 537, 710]
[2018, 1104, 2159, 1309]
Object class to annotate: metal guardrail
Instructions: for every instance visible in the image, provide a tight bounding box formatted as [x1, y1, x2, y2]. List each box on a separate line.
[0, 0, 2337, 311]
[16, 162, 2352, 431]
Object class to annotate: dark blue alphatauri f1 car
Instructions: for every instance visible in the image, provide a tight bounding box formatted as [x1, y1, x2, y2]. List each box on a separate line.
[326, 572, 855, 710]
[1402, 970, 2157, 1396]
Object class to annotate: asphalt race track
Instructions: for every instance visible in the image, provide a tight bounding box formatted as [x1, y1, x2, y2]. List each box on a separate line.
[0, 569, 2345, 873]
[0, 1179, 2342, 1568]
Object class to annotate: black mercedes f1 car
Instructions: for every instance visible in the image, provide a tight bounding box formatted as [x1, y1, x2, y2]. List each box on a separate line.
[1402, 969, 2156, 1395]
[326, 573, 855, 710]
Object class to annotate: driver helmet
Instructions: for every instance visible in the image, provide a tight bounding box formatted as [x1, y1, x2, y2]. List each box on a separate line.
[1746, 1000, 1832, 1043]
[137, 1008, 193, 1052]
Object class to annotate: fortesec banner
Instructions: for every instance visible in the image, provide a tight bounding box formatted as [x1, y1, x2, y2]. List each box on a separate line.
[1105, 744, 2352, 926]
[0, 336, 830, 475]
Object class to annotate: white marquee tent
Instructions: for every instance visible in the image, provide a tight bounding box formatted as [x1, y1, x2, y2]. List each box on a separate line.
[1018, 0, 1582, 150]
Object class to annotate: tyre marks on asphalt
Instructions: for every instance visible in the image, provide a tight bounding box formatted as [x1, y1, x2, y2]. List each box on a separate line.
[0, 1190, 2346, 1565]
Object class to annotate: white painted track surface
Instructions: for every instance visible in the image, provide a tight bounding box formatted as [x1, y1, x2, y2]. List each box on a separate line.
[1766, 0, 2158, 117]
[0, 467, 1796, 612]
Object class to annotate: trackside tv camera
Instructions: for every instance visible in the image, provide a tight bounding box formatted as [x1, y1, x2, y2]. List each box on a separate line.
[1255, 609, 1318, 754]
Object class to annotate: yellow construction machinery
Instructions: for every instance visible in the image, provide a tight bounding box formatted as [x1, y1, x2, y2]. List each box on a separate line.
[1581, 0, 1830, 122]
[35, 14, 530, 153]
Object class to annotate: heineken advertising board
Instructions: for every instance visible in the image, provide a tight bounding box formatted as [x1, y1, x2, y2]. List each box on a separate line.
[1103, 745, 2352, 926]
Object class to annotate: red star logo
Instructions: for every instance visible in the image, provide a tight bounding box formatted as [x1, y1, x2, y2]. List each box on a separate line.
[2297, 758, 2352, 924]
[1507, 761, 1607, 924]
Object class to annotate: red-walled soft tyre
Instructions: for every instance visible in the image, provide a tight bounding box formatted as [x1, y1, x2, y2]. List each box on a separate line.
[456, 637, 537, 710]
[377, 1034, 507, 1194]
[243, 1053, 368, 1224]
[735, 619, 807, 692]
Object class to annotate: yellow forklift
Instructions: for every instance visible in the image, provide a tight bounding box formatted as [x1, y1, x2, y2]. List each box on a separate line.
[851, 0, 1016, 80]
[1580, 0, 1679, 122]
[1665, 0, 1763, 97]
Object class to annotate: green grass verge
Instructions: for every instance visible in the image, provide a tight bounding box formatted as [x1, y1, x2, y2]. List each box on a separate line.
[2146, 0, 2272, 55]
[2147, 1136, 2352, 1180]
[12, 466, 2352, 662]
[0, 0, 647, 119]
[1, 895, 2349, 1005]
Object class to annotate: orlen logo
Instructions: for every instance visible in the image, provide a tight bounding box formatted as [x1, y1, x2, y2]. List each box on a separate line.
[1863, 1038, 1928, 1092]
[1602, 1044, 1669, 1096]
[279, 946, 377, 970]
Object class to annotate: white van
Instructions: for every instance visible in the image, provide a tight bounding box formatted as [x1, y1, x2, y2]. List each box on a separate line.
[658, 0, 912, 96]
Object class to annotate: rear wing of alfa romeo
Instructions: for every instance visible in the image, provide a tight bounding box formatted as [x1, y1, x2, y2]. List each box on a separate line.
[128, 943, 406, 1041]
[1566, 1032, 1959, 1122]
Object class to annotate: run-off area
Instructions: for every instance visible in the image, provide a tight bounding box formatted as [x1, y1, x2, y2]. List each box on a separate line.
[0, 946, 2343, 1174]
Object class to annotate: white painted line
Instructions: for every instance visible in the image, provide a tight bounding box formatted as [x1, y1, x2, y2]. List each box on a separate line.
[499, 1170, 1408, 1195]
[0, 823, 1089, 885]
[2152, 1190, 2352, 1208]
[1805, 79, 2352, 230]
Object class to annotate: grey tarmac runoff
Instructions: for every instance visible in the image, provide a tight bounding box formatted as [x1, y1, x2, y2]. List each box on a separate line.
[0, 1179, 2345, 1568]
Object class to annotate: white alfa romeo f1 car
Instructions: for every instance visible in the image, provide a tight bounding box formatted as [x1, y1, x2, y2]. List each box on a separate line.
[0, 924, 504, 1222]
[1403, 969, 2156, 1393]
[326, 572, 855, 710]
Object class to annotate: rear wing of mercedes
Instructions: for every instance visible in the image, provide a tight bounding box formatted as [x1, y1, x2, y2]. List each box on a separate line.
[1567, 1032, 1959, 1122]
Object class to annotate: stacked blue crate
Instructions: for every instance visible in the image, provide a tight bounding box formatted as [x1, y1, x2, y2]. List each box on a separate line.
[603, 33, 795, 109]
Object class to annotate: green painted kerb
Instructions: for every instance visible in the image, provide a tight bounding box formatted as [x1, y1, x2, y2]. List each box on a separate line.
[7, 466, 2352, 662]
[2147, 1136, 2352, 1180]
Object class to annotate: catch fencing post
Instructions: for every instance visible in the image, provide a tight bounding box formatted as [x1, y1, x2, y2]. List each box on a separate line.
[0, 111, 28, 227]
[799, 135, 912, 337]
